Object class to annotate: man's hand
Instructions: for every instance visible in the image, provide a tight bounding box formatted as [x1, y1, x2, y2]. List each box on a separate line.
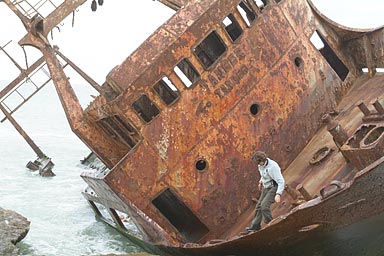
[275, 194, 281, 203]
[258, 183, 262, 191]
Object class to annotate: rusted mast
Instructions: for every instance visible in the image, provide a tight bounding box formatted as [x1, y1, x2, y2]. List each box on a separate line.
[54, 50, 102, 94]
[6, 0, 87, 127]
[2, 0, 129, 169]
[0, 0, 90, 176]
[0, 44, 45, 159]
[0, 39, 56, 175]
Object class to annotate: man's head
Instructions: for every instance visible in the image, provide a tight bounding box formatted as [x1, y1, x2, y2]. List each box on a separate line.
[251, 151, 267, 165]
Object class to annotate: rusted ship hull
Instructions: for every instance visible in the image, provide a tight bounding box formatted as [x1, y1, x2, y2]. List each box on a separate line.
[82, 73, 384, 255]
[168, 158, 384, 256]
[77, 0, 384, 251]
[2, 0, 384, 255]
[84, 155, 384, 256]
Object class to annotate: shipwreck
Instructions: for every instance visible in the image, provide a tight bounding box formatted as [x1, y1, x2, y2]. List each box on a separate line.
[1, 0, 384, 255]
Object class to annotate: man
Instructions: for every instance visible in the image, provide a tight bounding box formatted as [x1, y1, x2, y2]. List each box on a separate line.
[247, 151, 285, 231]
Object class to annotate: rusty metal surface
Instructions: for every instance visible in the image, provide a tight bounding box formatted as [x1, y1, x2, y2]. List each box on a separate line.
[306, 0, 384, 75]
[40, 0, 87, 37]
[158, 0, 191, 11]
[91, 0, 361, 243]
[2, 0, 384, 254]
[165, 157, 384, 256]
[86, 0, 384, 248]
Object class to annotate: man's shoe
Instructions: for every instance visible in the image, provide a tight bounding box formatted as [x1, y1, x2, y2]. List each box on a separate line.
[245, 226, 260, 232]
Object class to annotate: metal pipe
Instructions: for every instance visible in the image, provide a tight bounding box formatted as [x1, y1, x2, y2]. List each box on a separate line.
[373, 99, 384, 115]
[357, 101, 371, 116]
[322, 113, 348, 148]
[284, 184, 300, 200]
[55, 48, 102, 93]
[296, 183, 313, 201]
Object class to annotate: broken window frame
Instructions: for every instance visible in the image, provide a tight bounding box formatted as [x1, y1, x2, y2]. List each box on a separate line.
[193, 30, 227, 70]
[152, 187, 210, 242]
[222, 13, 243, 42]
[254, 0, 268, 10]
[310, 30, 349, 81]
[96, 115, 140, 148]
[173, 58, 200, 88]
[132, 94, 161, 123]
[237, 1, 257, 27]
[153, 76, 180, 106]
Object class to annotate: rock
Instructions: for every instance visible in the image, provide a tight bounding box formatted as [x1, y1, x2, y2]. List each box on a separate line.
[0, 207, 30, 255]
[91, 253, 158, 256]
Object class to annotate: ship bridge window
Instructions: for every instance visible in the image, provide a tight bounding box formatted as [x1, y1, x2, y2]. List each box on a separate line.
[97, 115, 140, 148]
[152, 188, 209, 242]
[254, 0, 268, 10]
[132, 94, 160, 123]
[222, 13, 243, 42]
[174, 58, 200, 88]
[153, 76, 180, 105]
[310, 31, 349, 81]
[237, 1, 257, 27]
[362, 68, 384, 73]
[193, 31, 226, 70]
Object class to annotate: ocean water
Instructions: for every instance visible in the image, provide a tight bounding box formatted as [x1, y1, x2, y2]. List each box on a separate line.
[0, 83, 142, 256]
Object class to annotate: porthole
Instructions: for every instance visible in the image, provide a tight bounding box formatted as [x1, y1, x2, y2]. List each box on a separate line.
[250, 103, 260, 116]
[195, 159, 207, 172]
[285, 144, 292, 152]
[294, 57, 303, 68]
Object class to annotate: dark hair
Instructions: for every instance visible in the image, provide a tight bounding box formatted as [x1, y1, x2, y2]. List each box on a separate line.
[251, 151, 267, 162]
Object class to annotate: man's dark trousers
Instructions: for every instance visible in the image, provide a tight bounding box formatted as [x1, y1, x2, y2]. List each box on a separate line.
[249, 185, 277, 230]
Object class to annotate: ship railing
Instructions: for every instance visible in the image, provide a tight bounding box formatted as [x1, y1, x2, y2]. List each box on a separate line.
[9, 0, 64, 20]
[0, 41, 69, 123]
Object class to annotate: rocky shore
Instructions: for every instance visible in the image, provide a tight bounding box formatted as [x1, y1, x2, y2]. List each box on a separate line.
[89, 253, 158, 256]
[0, 207, 158, 256]
[0, 207, 30, 255]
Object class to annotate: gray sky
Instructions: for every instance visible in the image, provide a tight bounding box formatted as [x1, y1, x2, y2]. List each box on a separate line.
[0, 0, 174, 85]
[0, 0, 383, 86]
